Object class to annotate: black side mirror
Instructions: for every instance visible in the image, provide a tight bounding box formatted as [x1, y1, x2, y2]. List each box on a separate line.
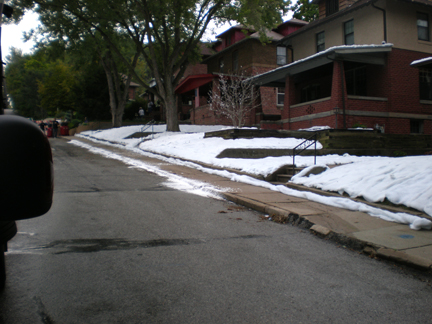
[0, 115, 53, 221]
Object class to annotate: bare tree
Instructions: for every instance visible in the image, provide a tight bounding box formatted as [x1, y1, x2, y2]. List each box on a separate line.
[210, 71, 260, 127]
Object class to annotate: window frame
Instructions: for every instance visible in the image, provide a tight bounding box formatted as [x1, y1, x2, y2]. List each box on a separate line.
[419, 67, 432, 100]
[301, 84, 321, 103]
[344, 19, 354, 45]
[277, 47, 287, 65]
[316, 31, 325, 53]
[277, 87, 285, 106]
[345, 65, 367, 96]
[410, 119, 424, 134]
[326, 0, 339, 16]
[417, 13, 430, 41]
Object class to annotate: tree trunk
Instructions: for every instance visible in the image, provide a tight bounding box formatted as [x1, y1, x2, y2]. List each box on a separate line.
[165, 91, 180, 132]
[112, 107, 123, 127]
[100, 51, 132, 128]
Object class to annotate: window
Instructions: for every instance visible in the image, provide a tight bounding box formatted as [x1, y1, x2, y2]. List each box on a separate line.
[227, 35, 232, 46]
[419, 68, 432, 100]
[277, 87, 285, 105]
[232, 51, 239, 72]
[219, 57, 224, 73]
[345, 66, 367, 96]
[410, 120, 424, 134]
[417, 13, 430, 41]
[277, 47, 287, 65]
[316, 32, 325, 53]
[344, 20, 354, 45]
[301, 84, 320, 103]
[326, 0, 339, 16]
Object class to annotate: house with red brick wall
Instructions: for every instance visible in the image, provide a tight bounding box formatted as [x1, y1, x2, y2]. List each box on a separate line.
[127, 81, 140, 100]
[174, 19, 308, 126]
[250, 0, 432, 135]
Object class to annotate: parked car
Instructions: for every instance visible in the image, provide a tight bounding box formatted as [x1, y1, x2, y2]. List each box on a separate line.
[0, 115, 54, 289]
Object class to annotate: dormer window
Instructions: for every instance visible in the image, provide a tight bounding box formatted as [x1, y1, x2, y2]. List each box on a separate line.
[326, 0, 339, 16]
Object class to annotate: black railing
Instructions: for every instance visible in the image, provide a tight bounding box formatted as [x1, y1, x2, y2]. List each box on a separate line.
[135, 120, 157, 146]
[292, 132, 318, 175]
[140, 119, 156, 133]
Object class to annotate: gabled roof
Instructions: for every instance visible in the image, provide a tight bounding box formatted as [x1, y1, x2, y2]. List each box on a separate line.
[248, 44, 393, 87]
[250, 30, 284, 41]
[175, 74, 215, 94]
[202, 30, 284, 63]
[200, 42, 216, 57]
[216, 25, 255, 39]
[273, 18, 308, 32]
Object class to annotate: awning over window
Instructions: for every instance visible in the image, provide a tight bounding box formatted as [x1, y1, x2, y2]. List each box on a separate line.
[175, 74, 215, 94]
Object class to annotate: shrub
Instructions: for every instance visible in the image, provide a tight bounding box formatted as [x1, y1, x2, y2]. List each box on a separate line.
[352, 122, 367, 128]
[124, 98, 148, 121]
[393, 150, 407, 157]
[68, 119, 81, 129]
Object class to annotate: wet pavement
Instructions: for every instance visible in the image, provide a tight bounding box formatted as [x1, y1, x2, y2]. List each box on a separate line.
[59, 135, 432, 271]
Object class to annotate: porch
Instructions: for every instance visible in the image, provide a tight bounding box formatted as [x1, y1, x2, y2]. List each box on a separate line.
[250, 44, 393, 131]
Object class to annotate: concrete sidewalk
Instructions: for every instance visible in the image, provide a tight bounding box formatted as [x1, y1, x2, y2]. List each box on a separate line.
[58, 135, 432, 271]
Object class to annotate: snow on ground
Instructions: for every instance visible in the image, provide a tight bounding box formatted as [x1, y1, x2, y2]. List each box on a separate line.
[76, 125, 432, 230]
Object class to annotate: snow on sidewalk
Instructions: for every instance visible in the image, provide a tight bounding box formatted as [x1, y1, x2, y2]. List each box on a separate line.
[76, 125, 432, 230]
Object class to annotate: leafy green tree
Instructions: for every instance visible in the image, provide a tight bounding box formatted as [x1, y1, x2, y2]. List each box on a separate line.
[74, 63, 111, 121]
[37, 60, 78, 116]
[5, 48, 43, 118]
[11, 0, 290, 131]
[290, 0, 318, 22]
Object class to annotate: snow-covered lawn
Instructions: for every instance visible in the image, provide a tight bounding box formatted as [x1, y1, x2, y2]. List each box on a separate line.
[77, 124, 432, 229]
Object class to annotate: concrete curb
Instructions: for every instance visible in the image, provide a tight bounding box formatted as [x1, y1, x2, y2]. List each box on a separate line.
[224, 193, 432, 271]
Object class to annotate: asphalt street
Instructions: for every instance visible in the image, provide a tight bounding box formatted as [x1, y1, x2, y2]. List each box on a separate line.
[0, 138, 431, 323]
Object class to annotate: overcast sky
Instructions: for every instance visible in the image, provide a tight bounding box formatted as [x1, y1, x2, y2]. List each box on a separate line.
[1, 10, 39, 57]
[1, 9, 294, 59]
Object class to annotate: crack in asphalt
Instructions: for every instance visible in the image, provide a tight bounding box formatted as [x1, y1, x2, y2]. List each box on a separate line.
[56, 186, 175, 194]
[34, 297, 56, 324]
[31, 235, 268, 254]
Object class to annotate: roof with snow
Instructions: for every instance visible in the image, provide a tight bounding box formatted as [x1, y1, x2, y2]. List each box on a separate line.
[411, 57, 432, 67]
[248, 44, 393, 87]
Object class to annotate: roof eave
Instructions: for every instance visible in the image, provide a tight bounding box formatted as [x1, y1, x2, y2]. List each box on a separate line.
[249, 44, 393, 87]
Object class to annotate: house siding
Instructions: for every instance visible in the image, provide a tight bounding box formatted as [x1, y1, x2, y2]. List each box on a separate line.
[386, 0, 432, 53]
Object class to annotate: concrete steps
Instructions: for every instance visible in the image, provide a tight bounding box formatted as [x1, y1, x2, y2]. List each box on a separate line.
[267, 164, 304, 183]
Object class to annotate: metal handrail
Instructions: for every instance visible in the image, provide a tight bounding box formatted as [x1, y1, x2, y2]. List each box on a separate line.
[140, 119, 156, 134]
[292, 132, 318, 175]
[134, 120, 156, 147]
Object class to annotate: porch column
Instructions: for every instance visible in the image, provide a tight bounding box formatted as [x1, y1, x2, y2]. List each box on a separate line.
[282, 74, 296, 130]
[195, 88, 200, 108]
[331, 60, 348, 129]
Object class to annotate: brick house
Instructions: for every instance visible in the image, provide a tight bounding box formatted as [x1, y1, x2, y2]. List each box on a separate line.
[250, 0, 432, 134]
[175, 19, 307, 125]
[128, 81, 140, 100]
